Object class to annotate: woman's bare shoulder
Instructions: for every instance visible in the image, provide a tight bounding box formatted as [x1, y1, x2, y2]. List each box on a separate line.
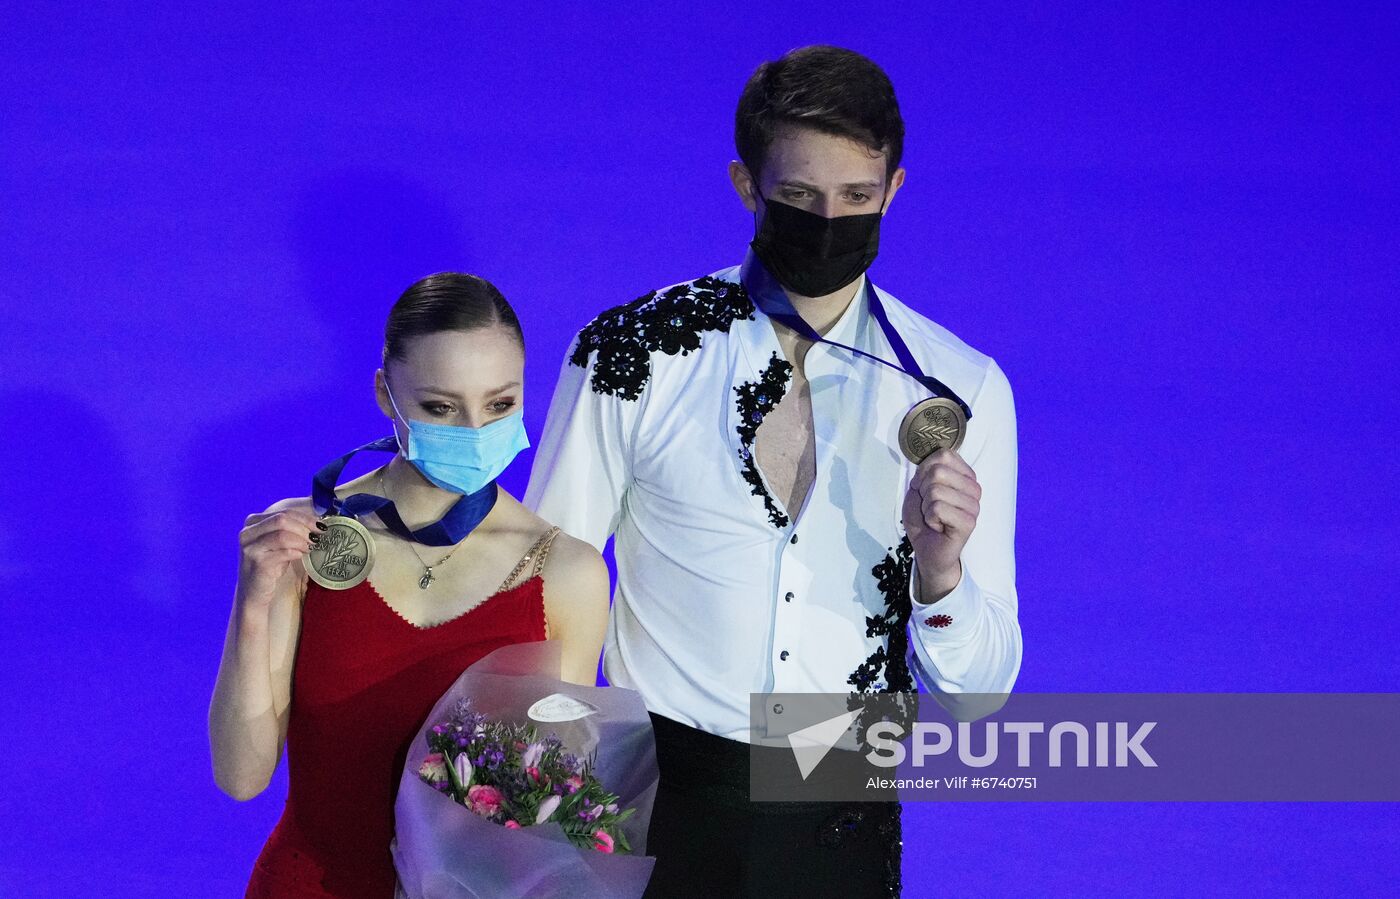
[537, 529, 608, 610]
[543, 529, 603, 574]
[487, 493, 599, 574]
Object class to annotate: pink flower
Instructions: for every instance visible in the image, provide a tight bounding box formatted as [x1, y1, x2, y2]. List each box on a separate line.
[504, 820, 522, 830]
[593, 830, 615, 854]
[535, 794, 561, 824]
[466, 784, 504, 817]
[565, 775, 584, 794]
[418, 753, 448, 784]
[526, 766, 543, 783]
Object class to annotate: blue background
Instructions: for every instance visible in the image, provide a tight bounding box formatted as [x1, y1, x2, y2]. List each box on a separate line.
[2, 2, 1396, 895]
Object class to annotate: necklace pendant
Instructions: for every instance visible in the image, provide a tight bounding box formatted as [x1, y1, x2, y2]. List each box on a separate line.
[419, 569, 434, 590]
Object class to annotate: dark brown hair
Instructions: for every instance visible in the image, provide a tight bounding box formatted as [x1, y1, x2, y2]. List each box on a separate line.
[383, 272, 522, 362]
[735, 45, 905, 181]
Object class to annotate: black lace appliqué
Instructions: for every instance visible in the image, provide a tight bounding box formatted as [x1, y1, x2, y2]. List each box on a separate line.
[847, 537, 920, 737]
[733, 351, 794, 529]
[568, 276, 754, 401]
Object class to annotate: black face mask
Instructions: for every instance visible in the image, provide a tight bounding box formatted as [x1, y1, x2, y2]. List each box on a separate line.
[749, 187, 884, 298]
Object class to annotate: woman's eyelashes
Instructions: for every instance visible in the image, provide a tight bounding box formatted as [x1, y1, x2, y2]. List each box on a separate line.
[418, 399, 516, 418]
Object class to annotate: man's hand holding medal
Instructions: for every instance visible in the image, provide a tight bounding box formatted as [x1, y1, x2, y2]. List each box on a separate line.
[899, 398, 978, 602]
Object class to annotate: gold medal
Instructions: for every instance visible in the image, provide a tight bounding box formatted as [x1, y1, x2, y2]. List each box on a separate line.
[898, 397, 967, 463]
[303, 515, 376, 590]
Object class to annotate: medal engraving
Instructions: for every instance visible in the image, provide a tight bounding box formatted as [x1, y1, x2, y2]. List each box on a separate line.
[303, 515, 375, 590]
[898, 397, 967, 463]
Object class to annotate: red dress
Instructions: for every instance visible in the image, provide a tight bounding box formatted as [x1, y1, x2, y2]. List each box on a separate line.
[245, 567, 549, 898]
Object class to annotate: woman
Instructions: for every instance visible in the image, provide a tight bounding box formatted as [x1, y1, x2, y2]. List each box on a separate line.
[208, 273, 611, 898]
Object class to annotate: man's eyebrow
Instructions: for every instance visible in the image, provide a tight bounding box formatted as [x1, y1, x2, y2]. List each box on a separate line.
[775, 178, 884, 191]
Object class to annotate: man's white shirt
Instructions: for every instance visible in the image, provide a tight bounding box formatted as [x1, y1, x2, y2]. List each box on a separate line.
[525, 264, 1022, 742]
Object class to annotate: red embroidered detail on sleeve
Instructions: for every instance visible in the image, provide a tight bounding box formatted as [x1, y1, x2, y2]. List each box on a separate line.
[924, 614, 953, 628]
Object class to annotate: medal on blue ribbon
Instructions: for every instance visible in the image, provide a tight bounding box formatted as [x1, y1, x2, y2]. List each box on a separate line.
[302, 436, 499, 590]
[304, 515, 375, 590]
[739, 252, 971, 464]
[898, 397, 967, 461]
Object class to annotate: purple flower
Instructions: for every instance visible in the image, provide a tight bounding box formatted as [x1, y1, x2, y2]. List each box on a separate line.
[453, 753, 474, 789]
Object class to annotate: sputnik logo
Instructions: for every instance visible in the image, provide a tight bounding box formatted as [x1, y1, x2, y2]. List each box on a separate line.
[786, 709, 861, 780]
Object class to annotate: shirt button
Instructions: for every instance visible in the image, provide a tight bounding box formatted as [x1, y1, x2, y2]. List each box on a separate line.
[790, 533, 799, 544]
[780, 650, 790, 660]
[784, 592, 794, 603]
[773, 703, 784, 714]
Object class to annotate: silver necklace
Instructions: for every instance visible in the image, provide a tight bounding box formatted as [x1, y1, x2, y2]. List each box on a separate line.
[378, 468, 466, 589]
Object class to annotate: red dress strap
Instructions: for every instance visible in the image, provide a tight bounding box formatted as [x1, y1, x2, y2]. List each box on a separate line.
[495, 525, 562, 595]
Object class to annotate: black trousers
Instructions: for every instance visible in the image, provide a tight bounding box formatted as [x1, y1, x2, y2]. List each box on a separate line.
[642, 712, 902, 899]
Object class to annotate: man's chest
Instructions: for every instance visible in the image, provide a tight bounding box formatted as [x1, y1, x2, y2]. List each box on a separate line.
[752, 364, 816, 519]
[628, 337, 913, 543]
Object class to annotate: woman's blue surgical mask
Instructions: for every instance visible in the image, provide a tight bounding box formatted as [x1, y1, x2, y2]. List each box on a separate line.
[385, 382, 529, 495]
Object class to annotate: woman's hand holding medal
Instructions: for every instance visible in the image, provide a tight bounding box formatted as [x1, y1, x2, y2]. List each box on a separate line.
[237, 507, 323, 609]
[901, 449, 982, 601]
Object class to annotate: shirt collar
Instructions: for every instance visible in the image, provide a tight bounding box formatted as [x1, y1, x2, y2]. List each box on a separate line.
[739, 248, 871, 354]
[820, 273, 869, 350]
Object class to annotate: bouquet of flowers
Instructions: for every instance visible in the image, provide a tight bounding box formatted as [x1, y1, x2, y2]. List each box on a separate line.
[392, 640, 658, 899]
[416, 700, 637, 854]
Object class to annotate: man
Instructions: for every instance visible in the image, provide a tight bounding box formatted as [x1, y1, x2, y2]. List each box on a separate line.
[525, 45, 1021, 897]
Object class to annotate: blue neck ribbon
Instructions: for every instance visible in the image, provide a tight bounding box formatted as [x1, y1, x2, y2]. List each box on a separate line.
[739, 251, 972, 421]
[310, 435, 498, 547]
